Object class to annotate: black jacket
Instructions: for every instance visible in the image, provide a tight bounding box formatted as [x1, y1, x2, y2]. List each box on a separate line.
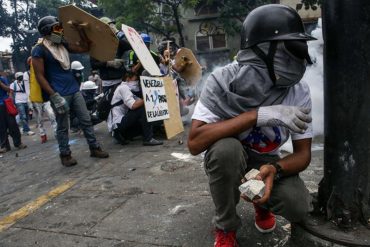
[90, 31, 131, 80]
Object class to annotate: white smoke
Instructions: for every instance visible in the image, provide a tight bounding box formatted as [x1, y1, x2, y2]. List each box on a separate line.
[281, 19, 324, 153]
[305, 18, 324, 137]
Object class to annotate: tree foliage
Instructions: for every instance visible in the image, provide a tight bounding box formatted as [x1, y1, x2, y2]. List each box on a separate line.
[201, 0, 274, 36]
[98, 0, 273, 46]
[98, 0, 199, 46]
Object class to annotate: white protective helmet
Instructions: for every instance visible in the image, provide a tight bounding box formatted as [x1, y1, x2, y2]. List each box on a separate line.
[71, 61, 84, 70]
[15, 72, 24, 80]
[81, 81, 98, 90]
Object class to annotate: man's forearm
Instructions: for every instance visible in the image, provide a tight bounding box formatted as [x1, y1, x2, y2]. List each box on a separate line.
[68, 29, 90, 53]
[32, 58, 55, 95]
[77, 28, 90, 51]
[272, 138, 312, 176]
[37, 76, 55, 96]
[188, 110, 258, 155]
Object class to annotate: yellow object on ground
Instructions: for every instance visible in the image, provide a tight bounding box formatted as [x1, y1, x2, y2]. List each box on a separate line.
[0, 180, 76, 232]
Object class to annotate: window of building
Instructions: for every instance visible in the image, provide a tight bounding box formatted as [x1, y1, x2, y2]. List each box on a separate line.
[195, 22, 226, 51]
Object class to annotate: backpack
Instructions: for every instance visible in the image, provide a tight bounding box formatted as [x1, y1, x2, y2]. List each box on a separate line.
[96, 84, 123, 120]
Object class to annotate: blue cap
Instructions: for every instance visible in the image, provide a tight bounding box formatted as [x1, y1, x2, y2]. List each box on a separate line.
[140, 33, 151, 44]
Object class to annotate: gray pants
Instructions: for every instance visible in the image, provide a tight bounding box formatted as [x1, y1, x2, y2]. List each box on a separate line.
[52, 91, 99, 155]
[32, 102, 57, 136]
[204, 138, 312, 231]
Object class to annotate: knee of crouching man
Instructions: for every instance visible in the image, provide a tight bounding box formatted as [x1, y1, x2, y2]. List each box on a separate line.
[205, 138, 244, 172]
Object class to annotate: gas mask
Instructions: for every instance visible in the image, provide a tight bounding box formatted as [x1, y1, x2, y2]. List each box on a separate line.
[73, 70, 84, 83]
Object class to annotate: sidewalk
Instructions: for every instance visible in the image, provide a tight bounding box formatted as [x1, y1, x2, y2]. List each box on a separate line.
[0, 121, 323, 247]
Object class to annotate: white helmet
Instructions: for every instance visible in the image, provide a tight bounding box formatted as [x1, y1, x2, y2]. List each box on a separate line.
[71, 61, 84, 70]
[81, 81, 98, 90]
[15, 72, 24, 79]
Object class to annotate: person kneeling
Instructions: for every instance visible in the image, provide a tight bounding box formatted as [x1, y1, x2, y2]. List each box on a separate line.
[107, 72, 163, 146]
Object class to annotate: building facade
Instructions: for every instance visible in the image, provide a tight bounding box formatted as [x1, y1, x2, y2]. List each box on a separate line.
[167, 0, 322, 70]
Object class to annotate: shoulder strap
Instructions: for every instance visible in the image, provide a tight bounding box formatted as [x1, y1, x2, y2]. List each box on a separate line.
[112, 100, 123, 108]
[13, 83, 16, 98]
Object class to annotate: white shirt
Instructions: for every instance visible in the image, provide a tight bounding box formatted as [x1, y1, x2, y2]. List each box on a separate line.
[192, 80, 313, 155]
[107, 82, 137, 132]
[125, 80, 140, 93]
[10, 78, 29, 104]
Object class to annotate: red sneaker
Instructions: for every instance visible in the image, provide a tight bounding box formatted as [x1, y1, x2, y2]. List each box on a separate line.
[253, 203, 276, 233]
[214, 229, 238, 247]
[41, 134, 47, 144]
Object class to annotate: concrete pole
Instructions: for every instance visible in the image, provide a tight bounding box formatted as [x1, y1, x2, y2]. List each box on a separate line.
[291, 1, 370, 245]
[319, 0, 370, 228]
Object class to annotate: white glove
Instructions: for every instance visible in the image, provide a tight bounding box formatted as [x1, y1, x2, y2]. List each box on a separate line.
[106, 59, 124, 69]
[257, 105, 312, 133]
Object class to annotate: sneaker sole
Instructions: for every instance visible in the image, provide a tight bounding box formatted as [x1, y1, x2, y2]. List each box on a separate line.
[254, 221, 276, 233]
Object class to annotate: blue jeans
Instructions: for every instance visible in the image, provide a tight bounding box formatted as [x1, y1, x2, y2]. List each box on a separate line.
[52, 91, 99, 155]
[16, 102, 31, 132]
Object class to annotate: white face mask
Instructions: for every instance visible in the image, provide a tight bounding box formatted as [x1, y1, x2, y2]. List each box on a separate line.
[48, 33, 64, 44]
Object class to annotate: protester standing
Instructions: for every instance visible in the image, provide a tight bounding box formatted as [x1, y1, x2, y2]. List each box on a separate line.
[32, 16, 109, 167]
[0, 73, 27, 153]
[90, 17, 130, 93]
[25, 56, 57, 143]
[9, 72, 35, 136]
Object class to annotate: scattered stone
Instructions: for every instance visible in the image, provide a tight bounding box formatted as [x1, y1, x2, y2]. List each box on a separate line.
[244, 168, 260, 181]
[282, 223, 291, 232]
[239, 180, 265, 200]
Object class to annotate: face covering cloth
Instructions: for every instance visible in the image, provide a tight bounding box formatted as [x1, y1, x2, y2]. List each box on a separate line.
[199, 41, 306, 119]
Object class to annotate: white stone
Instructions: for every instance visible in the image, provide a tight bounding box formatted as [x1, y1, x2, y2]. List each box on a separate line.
[244, 168, 260, 181]
[239, 180, 265, 200]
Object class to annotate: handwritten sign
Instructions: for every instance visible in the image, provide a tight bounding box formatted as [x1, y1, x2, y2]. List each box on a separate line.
[140, 76, 170, 122]
[121, 24, 162, 76]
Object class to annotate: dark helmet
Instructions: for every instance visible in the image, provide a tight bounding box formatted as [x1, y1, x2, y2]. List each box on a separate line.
[240, 4, 315, 49]
[38, 16, 59, 36]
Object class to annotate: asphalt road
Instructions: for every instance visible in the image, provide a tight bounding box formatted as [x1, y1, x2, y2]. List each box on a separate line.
[0, 120, 324, 247]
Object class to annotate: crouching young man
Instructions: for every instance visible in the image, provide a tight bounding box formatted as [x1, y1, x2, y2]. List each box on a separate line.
[107, 72, 163, 146]
[188, 4, 316, 247]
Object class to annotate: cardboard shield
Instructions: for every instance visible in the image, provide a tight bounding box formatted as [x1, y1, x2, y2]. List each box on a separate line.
[121, 24, 161, 76]
[163, 77, 184, 139]
[174, 48, 202, 86]
[59, 5, 118, 62]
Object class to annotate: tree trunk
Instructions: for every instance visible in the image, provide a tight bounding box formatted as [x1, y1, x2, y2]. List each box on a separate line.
[319, 0, 370, 228]
[172, 5, 184, 47]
